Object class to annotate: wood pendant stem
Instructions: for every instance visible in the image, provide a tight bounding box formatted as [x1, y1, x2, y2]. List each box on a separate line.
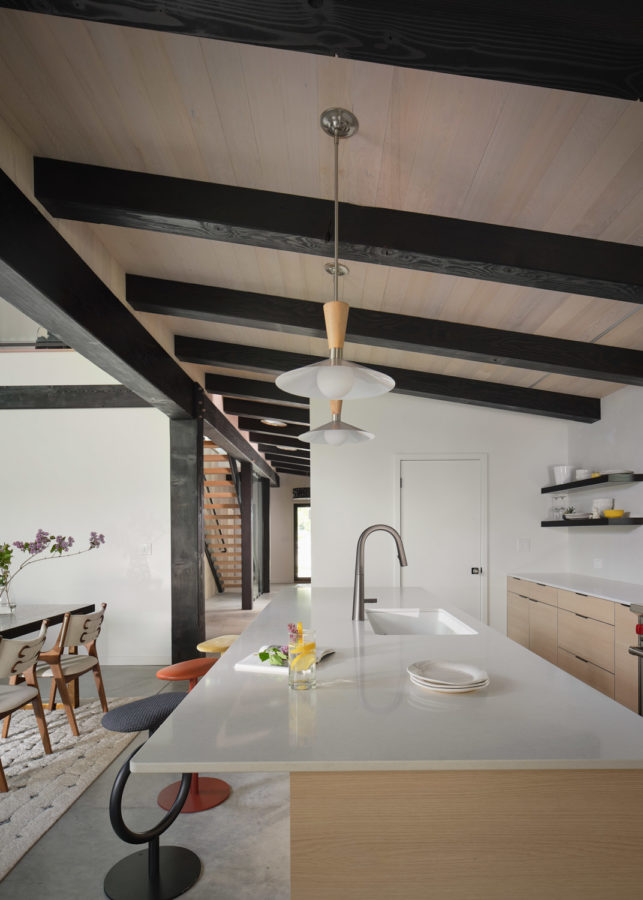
[330, 399, 342, 417]
[323, 301, 349, 350]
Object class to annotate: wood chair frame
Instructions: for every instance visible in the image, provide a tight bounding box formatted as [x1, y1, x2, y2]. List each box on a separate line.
[39, 602, 108, 736]
[0, 621, 52, 791]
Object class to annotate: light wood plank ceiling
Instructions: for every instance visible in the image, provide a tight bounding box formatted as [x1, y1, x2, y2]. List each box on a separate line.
[0, 8, 641, 405]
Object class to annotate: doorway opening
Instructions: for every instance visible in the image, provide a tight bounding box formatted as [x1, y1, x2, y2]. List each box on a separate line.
[294, 504, 311, 583]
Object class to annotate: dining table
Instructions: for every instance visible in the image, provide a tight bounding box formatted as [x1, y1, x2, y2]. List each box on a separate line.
[0, 602, 95, 639]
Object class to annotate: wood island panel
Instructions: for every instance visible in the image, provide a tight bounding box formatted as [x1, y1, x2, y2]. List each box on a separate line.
[291, 770, 643, 900]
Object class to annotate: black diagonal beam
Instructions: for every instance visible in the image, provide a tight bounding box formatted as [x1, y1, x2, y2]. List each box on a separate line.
[4, 1, 642, 99]
[275, 467, 310, 476]
[222, 398, 309, 426]
[0, 168, 195, 418]
[0, 385, 150, 409]
[176, 337, 600, 423]
[131, 276, 643, 386]
[0, 169, 276, 481]
[34, 160, 643, 304]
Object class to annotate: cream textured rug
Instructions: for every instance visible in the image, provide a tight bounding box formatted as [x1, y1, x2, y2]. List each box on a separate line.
[0, 698, 138, 880]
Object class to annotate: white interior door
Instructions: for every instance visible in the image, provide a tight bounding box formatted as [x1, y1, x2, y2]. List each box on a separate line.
[399, 456, 487, 621]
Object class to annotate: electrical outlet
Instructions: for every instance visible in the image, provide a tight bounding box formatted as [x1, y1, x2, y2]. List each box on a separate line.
[593, 558, 603, 570]
[141, 543, 152, 556]
[516, 538, 531, 552]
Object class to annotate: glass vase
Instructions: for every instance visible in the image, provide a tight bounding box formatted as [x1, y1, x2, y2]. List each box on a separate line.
[0, 581, 16, 615]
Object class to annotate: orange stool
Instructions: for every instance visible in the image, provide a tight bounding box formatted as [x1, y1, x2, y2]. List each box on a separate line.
[155, 657, 231, 813]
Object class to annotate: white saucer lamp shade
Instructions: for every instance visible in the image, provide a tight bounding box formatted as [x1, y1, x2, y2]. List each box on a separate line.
[276, 357, 394, 400]
[298, 400, 374, 446]
[275, 300, 395, 400]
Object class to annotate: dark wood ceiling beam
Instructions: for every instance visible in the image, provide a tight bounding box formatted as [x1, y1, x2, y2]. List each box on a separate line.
[260, 447, 310, 461]
[248, 431, 305, 449]
[3, 1, 641, 99]
[206, 374, 308, 408]
[276, 468, 310, 477]
[237, 417, 307, 438]
[222, 398, 309, 426]
[34, 160, 643, 304]
[264, 454, 311, 468]
[0, 385, 150, 409]
[131, 276, 643, 386]
[176, 336, 600, 423]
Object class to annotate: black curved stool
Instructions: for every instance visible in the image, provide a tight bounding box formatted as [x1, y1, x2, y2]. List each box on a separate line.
[102, 693, 202, 900]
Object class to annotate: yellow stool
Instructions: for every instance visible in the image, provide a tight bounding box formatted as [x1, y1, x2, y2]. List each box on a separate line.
[197, 634, 239, 656]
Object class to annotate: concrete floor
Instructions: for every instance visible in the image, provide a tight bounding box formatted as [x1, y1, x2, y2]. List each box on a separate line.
[0, 591, 292, 899]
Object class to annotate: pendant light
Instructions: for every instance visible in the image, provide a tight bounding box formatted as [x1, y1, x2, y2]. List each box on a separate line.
[275, 109, 395, 402]
[299, 400, 374, 446]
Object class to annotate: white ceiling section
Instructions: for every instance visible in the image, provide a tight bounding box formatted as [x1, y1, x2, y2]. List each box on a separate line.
[0, 8, 641, 406]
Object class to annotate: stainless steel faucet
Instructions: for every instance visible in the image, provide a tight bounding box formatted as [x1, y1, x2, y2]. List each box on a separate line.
[352, 524, 408, 621]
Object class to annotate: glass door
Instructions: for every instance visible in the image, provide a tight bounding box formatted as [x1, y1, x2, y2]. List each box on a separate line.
[294, 504, 311, 582]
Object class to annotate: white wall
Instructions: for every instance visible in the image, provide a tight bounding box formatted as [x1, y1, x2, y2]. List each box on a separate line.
[270, 473, 310, 584]
[311, 393, 570, 630]
[0, 352, 171, 664]
[567, 386, 643, 584]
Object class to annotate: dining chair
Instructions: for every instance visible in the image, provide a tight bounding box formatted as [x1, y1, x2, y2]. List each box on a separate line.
[38, 602, 108, 736]
[0, 620, 52, 791]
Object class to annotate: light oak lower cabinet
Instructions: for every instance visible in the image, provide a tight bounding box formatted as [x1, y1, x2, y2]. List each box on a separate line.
[506, 592, 529, 648]
[614, 602, 639, 713]
[507, 577, 640, 714]
[507, 583, 557, 664]
[557, 647, 614, 699]
[557, 608, 614, 673]
[528, 598, 557, 665]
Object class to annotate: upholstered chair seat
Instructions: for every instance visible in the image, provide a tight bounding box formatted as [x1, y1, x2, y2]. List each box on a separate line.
[0, 682, 39, 716]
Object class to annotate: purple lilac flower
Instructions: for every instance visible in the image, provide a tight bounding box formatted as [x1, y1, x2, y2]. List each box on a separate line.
[89, 532, 106, 548]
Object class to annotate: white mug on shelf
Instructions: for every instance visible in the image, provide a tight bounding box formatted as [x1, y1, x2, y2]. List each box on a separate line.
[552, 465, 574, 485]
[575, 468, 591, 480]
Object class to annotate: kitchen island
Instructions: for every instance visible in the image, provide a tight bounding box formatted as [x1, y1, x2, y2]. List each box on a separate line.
[133, 586, 643, 899]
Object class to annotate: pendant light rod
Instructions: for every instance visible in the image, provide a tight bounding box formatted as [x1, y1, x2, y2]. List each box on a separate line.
[333, 128, 339, 303]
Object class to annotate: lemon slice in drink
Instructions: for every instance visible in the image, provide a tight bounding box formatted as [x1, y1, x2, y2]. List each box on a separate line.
[291, 650, 316, 672]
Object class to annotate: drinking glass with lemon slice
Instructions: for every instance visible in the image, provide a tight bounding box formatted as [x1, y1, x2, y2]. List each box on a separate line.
[288, 622, 317, 690]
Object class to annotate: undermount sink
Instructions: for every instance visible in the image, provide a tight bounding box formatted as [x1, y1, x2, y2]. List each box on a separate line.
[366, 607, 478, 636]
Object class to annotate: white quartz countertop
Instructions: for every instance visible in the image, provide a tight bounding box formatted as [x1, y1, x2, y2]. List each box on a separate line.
[132, 585, 643, 775]
[510, 572, 643, 605]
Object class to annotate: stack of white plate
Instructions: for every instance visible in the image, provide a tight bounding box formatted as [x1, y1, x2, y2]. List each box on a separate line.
[407, 660, 489, 693]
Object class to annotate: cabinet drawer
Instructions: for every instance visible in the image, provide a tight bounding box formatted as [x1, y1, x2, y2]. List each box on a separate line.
[507, 578, 556, 606]
[614, 603, 639, 713]
[556, 589, 614, 624]
[507, 592, 529, 648]
[558, 648, 614, 699]
[558, 609, 614, 673]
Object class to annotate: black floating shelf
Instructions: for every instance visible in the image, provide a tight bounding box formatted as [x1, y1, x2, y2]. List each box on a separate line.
[542, 518, 643, 527]
[541, 474, 643, 494]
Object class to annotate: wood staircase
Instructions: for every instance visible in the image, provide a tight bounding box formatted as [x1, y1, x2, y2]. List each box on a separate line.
[203, 441, 242, 592]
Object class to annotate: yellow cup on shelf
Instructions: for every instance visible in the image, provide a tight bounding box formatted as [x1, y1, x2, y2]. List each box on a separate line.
[603, 509, 625, 518]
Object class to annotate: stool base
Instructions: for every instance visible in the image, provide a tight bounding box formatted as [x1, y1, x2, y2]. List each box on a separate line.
[104, 846, 201, 900]
[157, 775, 231, 813]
